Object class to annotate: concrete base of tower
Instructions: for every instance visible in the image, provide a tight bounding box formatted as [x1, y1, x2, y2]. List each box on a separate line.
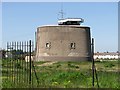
[35, 56, 91, 62]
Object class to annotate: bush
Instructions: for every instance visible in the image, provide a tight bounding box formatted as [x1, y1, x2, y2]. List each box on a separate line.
[15, 63, 22, 69]
[68, 63, 79, 68]
[56, 64, 61, 68]
[104, 63, 115, 68]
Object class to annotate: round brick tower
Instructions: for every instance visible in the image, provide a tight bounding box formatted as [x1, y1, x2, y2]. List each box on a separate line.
[35, 18, 91, 61]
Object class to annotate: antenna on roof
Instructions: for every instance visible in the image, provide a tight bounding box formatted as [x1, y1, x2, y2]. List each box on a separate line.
[58, 3, 65, 19]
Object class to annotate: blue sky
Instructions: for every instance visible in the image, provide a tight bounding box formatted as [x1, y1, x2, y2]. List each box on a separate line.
[2, 2, 118, 52]
[0, 3, 2, 49]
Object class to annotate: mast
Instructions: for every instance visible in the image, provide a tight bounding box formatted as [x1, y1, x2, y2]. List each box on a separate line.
[58, 3, 64, 19]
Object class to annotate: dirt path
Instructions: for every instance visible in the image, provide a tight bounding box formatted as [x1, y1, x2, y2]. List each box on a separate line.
[37, 61, 57, 66]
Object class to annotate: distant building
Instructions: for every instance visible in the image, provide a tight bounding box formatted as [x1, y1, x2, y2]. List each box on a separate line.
[94, 52, 119, 60]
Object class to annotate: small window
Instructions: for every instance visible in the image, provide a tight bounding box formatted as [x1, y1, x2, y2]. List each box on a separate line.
[70, 43, 75, 49]
[45, 42, 51, 49]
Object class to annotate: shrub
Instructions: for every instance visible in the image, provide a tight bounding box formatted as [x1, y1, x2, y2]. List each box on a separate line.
[68, 63, 79, 68]
[104, 63, 115, 68]
[15, 63, 22, 69]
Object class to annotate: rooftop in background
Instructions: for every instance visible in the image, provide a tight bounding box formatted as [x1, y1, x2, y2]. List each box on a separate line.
[94, 52, 119, 55]
[58, 18, 84, 25]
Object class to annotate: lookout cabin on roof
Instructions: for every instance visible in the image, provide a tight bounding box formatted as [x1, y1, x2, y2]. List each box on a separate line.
[35, 18, 91, 61]
[58, 18, 84, 25]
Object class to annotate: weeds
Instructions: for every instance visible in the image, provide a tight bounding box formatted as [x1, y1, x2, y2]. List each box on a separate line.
[2, 60, 119, 88]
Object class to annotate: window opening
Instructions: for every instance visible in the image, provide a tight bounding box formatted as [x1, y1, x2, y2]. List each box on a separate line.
[45, 42, 51, 49]
[70, 43, 75, 49]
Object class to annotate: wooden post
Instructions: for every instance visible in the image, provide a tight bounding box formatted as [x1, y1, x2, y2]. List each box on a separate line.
[92, 38, 95, 87]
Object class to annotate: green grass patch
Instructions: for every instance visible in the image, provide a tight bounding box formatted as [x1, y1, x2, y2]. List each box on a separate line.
[1, 59, 119, 88]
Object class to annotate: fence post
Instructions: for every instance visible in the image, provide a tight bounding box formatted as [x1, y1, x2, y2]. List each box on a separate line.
[92, 38, 95, 87]
[29, 40, 32, 85]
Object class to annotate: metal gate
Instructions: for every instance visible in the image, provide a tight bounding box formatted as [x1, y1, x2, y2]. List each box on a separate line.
[2, 40, 39, 88]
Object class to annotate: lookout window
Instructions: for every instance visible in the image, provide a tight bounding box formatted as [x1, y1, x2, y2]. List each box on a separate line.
[70, 43, 75, 49]
[45, 42, 51, 49]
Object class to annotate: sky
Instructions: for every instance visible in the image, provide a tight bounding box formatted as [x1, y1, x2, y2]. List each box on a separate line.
[0, 3, 2, 49]
[1, 0, 119, 2]
[1, 2, 118, 52]
[119, 2, 120, 52]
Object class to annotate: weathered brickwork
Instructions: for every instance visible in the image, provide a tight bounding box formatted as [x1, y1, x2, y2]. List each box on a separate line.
[35, 25, 91, 61]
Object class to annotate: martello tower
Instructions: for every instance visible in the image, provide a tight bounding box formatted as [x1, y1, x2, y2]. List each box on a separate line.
[35, 18, 91, 61]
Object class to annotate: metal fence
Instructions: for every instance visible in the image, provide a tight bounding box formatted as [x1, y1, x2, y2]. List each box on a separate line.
[2, 39, 100, 88]
[2, 40, 39, 88]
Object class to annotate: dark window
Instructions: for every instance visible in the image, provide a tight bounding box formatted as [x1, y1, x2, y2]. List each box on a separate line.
[70, 43, 75, 49]
[67, 21, 80, 25]
[59, 21, 80, 25]
[45, 42, 51, 49]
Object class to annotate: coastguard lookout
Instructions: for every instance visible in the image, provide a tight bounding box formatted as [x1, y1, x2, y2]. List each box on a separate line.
[35, 18, 91, 61]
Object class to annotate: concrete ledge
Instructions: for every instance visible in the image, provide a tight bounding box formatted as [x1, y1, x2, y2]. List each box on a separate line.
[35, 56, 91, 62]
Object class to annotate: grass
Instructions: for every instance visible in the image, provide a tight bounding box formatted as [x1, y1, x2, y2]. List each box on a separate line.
[1, 59, 120, 88]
